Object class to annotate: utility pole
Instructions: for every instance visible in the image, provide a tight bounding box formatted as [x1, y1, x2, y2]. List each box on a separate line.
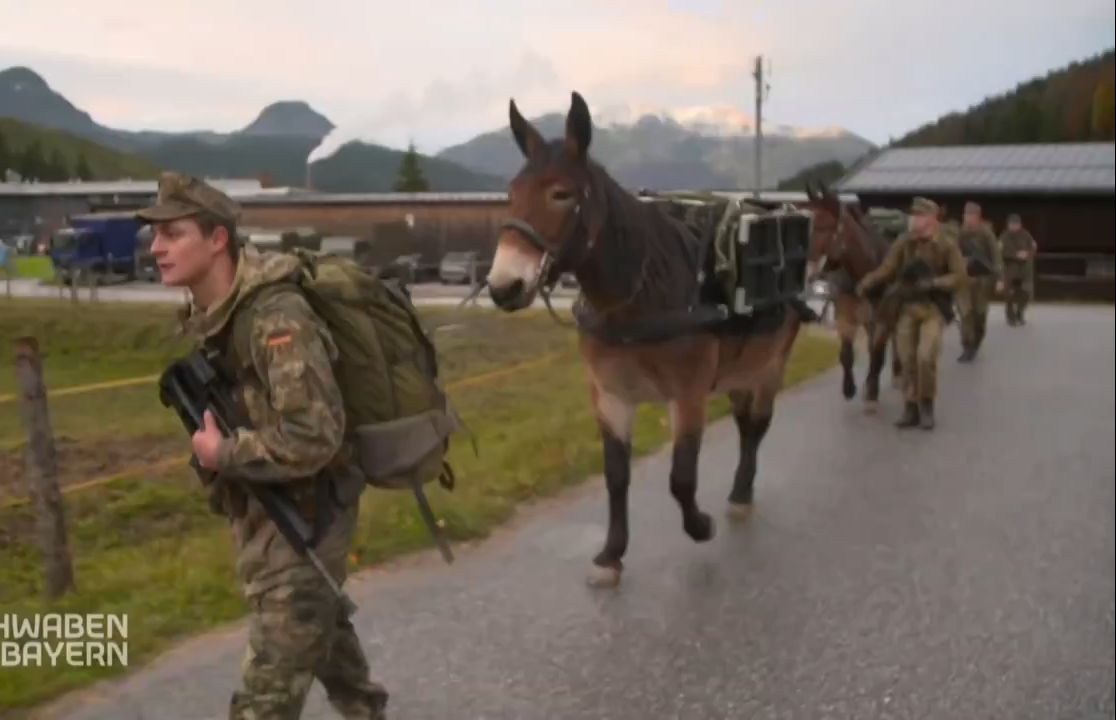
[752, 55, 770, 199]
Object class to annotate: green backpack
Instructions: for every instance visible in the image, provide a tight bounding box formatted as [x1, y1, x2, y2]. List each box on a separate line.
[226, 248, 462, 493]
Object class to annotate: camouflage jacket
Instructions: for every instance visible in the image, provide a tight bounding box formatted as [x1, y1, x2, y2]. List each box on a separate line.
[957, 224, 1002, 281]
[181, 246, 364, 597]
[998, 229, 1037, 284]
[859, 228, 966, 297]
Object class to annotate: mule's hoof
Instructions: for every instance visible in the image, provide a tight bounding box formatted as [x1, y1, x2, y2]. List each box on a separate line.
[726, 502, 753, 521]
[587, 564, 622, 588]
[685, 512, 716, 542]
[863, 400, 879, 415]
[842, 381, 857, 400]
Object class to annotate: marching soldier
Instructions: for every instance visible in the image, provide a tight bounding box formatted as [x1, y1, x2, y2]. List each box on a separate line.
[138, 172, 389, 720]
[856, 197, 966, 430]
[955, 202, 1001, 361]
[999, 213, 1037, 325]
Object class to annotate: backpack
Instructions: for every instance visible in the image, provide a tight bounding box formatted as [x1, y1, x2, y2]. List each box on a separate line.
[224, 248, 463, 493]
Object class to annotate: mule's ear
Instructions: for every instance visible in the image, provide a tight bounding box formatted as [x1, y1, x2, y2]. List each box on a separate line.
[805, 180, 818, 203]
[564, 91, 592, 160]
[509, 99, 544, 159]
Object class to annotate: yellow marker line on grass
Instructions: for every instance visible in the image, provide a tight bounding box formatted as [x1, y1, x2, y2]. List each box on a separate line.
[0, 351, 571, 510]
[0, 374, 160, 405]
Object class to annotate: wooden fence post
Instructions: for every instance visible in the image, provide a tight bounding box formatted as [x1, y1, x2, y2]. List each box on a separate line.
[88, 264, 98, 303]
[13, 336, 75, 598]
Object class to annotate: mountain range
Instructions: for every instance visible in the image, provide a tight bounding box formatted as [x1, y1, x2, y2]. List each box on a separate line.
[1, 65, 875, 191]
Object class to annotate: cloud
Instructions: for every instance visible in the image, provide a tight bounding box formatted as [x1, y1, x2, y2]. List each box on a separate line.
[307, 50, 561, 161]
[2, 0, 1113, 150]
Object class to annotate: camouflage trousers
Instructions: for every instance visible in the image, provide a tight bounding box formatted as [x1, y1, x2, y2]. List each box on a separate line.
[958, 280, 992, 351]
[229, 502, 387, 720]
[895, 302, 944, 403]
[1004, 279, 1030, 325]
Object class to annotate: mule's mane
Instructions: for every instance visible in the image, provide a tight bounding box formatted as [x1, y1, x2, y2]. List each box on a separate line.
[578, 160, 702, 316]
[844, 206, 891, 265]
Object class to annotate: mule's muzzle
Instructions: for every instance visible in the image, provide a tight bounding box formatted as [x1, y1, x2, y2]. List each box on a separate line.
[488, 278, 532, 312]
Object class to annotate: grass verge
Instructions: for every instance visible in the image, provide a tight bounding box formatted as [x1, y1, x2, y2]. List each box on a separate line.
[0, 299, 837, 712]
[8, 257, 55, 281]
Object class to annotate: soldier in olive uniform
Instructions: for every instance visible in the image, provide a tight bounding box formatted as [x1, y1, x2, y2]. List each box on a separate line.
[955, 201, 1002, 361]
[999, 213, 1037, 325]
[138, 173, 389, 720]
[856, 197, 966, 430]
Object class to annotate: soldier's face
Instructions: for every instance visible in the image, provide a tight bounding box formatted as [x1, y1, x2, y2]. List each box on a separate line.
[910, 212, 935, 238]
[150, 218, 227, 287]
[963, 210, 981, 227]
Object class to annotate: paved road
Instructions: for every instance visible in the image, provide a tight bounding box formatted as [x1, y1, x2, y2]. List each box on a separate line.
[33, 305, 1115, 720]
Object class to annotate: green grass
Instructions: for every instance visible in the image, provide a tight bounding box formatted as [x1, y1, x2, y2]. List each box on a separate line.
[0, 117, 158, 180]
[7, 256, 55, 280]
[0, 298, 837, 711]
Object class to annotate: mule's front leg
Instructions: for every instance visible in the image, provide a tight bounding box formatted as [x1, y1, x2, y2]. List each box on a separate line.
[589, 390, 634, 588]
[840, 338, 857, 399]
[669, 399, 715, 543]
[727, 390, 773, 520]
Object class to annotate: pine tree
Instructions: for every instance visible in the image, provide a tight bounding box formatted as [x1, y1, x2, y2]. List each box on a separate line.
[1092, 79, 1115, 140]
[75, 153, 94, 181]
[393, 142, 430, 192]
[0, 129, 10, 176]
[45, 148, 70, 181]
[19, 139, 46, 181]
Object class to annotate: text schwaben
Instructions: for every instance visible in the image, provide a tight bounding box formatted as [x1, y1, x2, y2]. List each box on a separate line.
[1, 613, 129, 667]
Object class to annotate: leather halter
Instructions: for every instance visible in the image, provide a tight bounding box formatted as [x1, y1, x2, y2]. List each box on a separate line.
[492, 189, 592, 325]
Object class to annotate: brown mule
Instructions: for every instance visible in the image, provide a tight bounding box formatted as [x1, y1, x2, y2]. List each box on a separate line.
[804, 182, 900, 410]
[486, 91, 812, 588]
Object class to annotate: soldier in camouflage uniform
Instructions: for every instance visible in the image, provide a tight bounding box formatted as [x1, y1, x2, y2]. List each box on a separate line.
[999, 213, 1037, 326]
[954, 202, 1002, 361]
[856, 197, 966, 430]
[138, 173, 389, 720]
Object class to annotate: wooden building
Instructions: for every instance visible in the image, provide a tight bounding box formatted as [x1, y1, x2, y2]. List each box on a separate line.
[838, 143, 1116, 301]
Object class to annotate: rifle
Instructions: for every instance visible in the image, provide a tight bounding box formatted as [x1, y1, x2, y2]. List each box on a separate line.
[889, 257, 955, 323]
[158, 350, 358, 618]
[965, 256, 994, 278]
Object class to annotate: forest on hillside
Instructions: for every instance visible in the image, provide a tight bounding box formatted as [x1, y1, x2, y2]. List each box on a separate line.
[897, 49, 1115, 146]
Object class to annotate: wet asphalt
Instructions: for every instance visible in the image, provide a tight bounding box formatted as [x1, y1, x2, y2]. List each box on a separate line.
[31, 305, 1115, 720]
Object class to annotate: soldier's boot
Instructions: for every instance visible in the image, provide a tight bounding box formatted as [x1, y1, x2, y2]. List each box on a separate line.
[919, 400, 936, 430]
[957, 346, 975, 363]
[894, 401, 921, 429]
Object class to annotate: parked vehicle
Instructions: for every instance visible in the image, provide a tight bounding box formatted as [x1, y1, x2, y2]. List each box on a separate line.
[51, 213, 140, 284]
[381, 253, 439, 284]
[439, 251, 492, 285]
[134, 224, 159, 281]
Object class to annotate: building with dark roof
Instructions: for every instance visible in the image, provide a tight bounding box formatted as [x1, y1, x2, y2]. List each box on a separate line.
[0, 178, 275, 246]
[838, 142, 1115, 300]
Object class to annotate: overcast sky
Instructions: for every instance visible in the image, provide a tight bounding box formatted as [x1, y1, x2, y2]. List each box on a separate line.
[2, 0, 1113, 154]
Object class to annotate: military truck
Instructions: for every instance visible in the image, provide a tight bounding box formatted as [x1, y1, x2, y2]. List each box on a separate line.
[242, 226, 323, 253]
[864, 207, 908, 243]
[51, 213, 141, 285]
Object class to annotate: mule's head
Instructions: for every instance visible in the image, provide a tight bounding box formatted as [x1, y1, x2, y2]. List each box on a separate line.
[804, 180, 849, 279]
[488, 91, 600, 311]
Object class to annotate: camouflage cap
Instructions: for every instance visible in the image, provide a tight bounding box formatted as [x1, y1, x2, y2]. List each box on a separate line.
[963, 201, 981, 213]
[136, 172, 241, 224]
[909, 196, 940, 216]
